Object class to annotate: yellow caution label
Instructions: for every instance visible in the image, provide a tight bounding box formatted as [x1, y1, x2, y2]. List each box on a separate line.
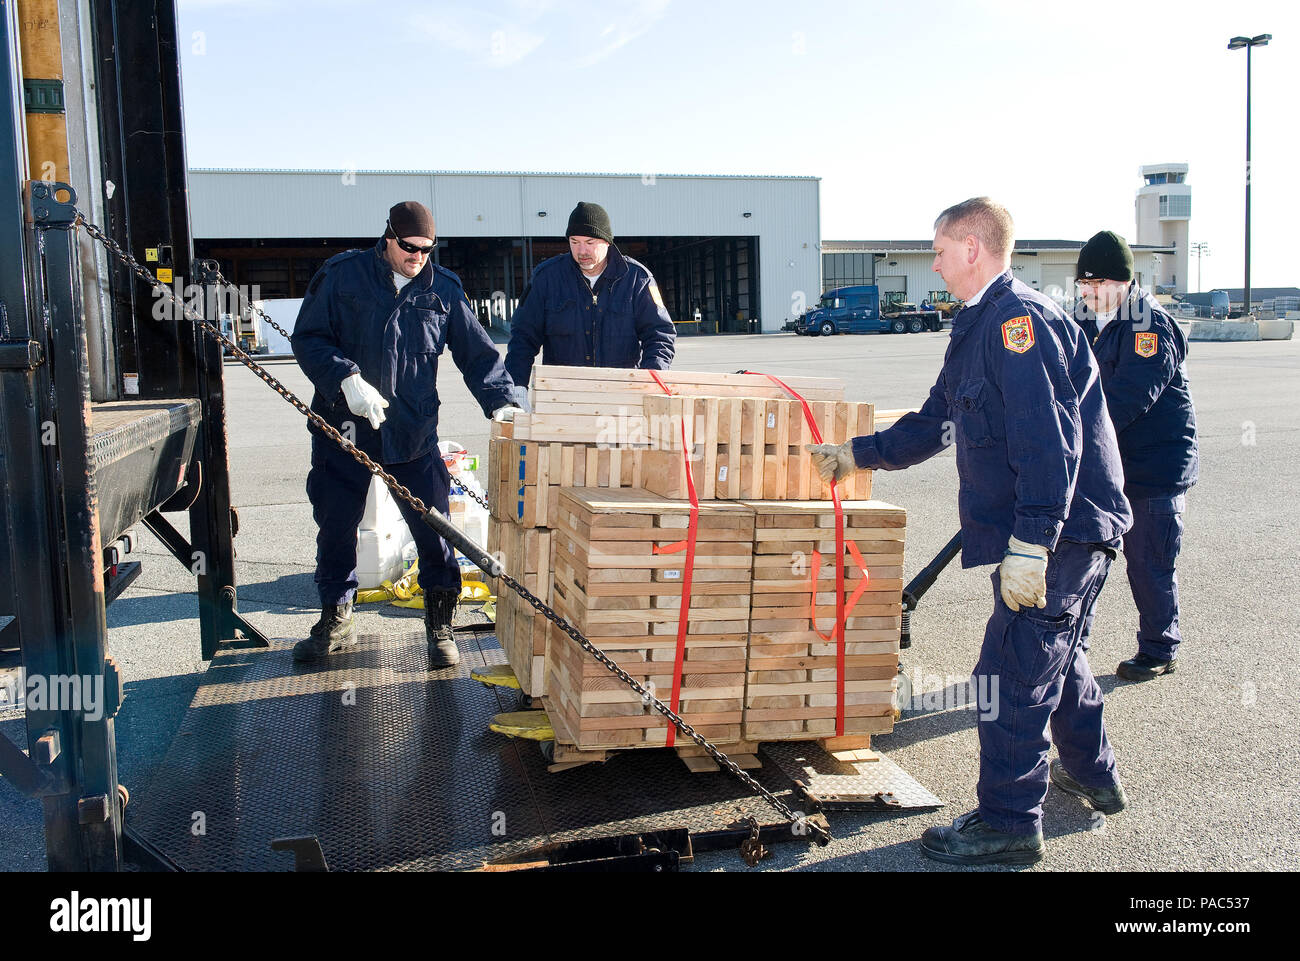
[145, 248, 159, 262]
[157, 268, 173, 283]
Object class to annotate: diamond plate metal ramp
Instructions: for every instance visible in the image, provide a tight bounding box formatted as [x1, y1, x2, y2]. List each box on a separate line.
[125, 630, 798, 871]
[760, 741, 943, 811]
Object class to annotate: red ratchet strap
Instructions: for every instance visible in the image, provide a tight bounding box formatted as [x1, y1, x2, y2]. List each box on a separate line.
[755, 372, 854, 736]
[648, 371, 697, 747]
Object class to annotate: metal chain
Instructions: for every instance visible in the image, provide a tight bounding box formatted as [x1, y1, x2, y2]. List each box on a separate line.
[72, 210, 823, 839]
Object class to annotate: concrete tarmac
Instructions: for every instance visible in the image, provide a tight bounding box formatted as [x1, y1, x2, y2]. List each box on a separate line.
[3, 329, 1297, 872]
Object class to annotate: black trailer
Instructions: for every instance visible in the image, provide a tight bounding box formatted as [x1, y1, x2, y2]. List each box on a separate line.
[0, 0, 266, 871]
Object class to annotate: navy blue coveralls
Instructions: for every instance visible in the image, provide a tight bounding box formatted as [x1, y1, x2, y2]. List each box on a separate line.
[1075, 285, 1198, 662]
[852, 272, 1132, 835]
[503, 244, 676, 388]
[292, 239, 517, 606]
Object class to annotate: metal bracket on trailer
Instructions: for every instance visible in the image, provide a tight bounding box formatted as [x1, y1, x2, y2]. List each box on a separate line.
[271, 836, 330, 872]
[479, 813, 831, 872]
[140, 510, 271, 649]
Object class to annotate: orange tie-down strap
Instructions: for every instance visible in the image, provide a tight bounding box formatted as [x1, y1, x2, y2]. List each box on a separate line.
[809, 542, 872, 731]
[648, 371, 697, 747]
[742, 370, 853, 736]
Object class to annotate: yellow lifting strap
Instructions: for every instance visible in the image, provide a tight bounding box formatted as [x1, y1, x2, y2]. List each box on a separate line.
[471, 663, 520, 690]
[357, 565, 493, 610]
[489, 710, 554, 742]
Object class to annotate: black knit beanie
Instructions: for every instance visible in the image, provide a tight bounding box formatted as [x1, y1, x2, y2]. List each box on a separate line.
[385, 201, 436, 240]
[1077, 230, 1134, 282]
[565, 202, 613, 243]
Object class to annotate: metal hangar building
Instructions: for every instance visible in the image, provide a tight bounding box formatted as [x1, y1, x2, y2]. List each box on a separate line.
[188, 169, 822, 335]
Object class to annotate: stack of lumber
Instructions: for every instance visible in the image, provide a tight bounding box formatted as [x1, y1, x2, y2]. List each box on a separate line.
[485, 366, 848, 702]
[488, 435, 643, 528]
[640, 395, 874, 501]
[546, 488, 754, 752]
[743, 500, 905, 742]
[486, 518, 552, 696]
[507, 365, 845, 445]
[485, 365, 908, 764]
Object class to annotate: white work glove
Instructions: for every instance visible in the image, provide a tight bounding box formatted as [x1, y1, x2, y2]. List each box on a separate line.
[340, 373, 388, 430]
[999, 536, 1048, 612]
[492, 405, 525, 423]
[806, 442, 856, 483]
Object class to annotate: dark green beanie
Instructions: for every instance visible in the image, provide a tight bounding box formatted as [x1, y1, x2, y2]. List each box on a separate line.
[565, 202, 613, 243]
[1077, 230, 1134, 282]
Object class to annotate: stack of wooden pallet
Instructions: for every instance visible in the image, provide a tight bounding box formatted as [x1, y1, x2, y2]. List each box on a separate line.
[508, 365, 845, 446]
[640, 395, 874, 501]
[486, 366, 848, 702]
[546, 488, 754, 754]
[485, 365, 909, 767]
[485, 518, 552, 697]
[744, 500, 906, 743]
[487, 435, 644, 528]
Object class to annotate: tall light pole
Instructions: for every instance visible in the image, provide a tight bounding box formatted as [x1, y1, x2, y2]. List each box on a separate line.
[1228, 33, 1270, 317]
[1190, 241, 1210, 293]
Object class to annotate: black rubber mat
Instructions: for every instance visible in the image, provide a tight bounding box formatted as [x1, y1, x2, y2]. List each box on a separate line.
[125, 629, 800, 871]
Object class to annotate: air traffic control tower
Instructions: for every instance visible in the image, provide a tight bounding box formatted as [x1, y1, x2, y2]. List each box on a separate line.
[1135, 163, 1190, 294]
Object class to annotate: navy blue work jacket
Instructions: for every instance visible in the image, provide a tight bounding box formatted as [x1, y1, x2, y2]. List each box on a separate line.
[1075, 285, 1199, 498]
[291, 239, 517, 464]
[852, 272, 1132, 567]
[504, 243, 675, 387]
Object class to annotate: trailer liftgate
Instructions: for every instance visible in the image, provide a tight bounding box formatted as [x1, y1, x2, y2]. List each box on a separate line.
[0, 2, 940, 872]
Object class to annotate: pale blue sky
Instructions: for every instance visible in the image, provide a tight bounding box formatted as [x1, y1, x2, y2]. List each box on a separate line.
[177, 0, 1297, 290]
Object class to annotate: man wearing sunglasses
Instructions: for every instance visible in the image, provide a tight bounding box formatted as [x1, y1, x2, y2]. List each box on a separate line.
[504, 201, 675, 389]
[1072, 231, 1199, 683]
[291, 200, 523, 667]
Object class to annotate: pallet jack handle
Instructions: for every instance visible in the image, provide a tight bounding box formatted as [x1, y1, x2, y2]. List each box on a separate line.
[900, 531, 962, 649]
[418, 508, 503, 578]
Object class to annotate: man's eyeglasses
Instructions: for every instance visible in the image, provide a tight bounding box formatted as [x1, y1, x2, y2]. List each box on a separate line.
[388, 223, 435, 255]
[1075, 279, 1106, 290]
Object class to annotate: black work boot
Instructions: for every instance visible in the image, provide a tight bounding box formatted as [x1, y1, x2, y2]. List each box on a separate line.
[1117, 652, 1176, 681]
[292, 602, 357, 662]
[919, 810, 1045, 866]
[1050, 759, 1128, 815]
[424, 590, 461, 668]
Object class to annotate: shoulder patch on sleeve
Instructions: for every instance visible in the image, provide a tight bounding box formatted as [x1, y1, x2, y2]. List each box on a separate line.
[1001, 315, 1035, 353]
[1135, 331, 1158, 357]
[648, 282, 664, 308]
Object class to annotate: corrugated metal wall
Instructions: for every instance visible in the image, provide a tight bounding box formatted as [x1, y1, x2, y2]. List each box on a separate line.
[188, 170, 820, 333]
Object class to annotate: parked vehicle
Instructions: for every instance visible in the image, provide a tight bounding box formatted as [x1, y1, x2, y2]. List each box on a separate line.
[1173, 290, 1230, 320]
[795, 285, 943, 336]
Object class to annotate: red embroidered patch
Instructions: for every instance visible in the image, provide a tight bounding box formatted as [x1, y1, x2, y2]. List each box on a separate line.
[1001, 316, 1034, 353]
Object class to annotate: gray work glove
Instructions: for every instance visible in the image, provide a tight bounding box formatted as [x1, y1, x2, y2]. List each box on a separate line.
[999, 536, 1048, 611]
[340, 372, 389, 430]
[806, 442, 856, 483]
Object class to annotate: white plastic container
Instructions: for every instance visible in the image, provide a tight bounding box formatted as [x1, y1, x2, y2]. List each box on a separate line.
[354, 445, 490, 588]
[355, 475, 415, 589]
